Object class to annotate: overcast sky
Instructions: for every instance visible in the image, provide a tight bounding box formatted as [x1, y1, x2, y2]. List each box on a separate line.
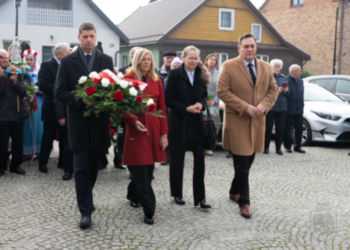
[96, 0, 266, 25]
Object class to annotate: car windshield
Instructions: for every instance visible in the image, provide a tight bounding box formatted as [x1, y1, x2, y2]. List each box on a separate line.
[304, 83, 343, 102]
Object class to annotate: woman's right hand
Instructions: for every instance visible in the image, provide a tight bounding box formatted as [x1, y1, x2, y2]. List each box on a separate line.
[186, 105, 201, 114]
[134, 120, 148, 132]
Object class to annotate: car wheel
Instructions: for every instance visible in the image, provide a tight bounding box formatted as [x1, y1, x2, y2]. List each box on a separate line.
[292, 119, 312, 146]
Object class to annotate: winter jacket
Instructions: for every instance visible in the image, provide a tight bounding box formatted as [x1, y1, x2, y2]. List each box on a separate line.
[270, 74, 290, 112]
[0, 71, 29, 122]
[285, 75, 304, 115]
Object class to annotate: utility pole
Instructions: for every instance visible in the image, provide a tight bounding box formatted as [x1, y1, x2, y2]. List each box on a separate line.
[332, 7, 339, 75]
[15, 0, 22, 36]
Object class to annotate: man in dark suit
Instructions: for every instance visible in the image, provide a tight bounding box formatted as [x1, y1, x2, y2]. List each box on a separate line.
[38, 43, 72, 179]
[55, 22, 114, 228]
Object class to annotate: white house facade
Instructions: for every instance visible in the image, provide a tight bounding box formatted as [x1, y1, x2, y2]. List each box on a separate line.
[0, 0, 128, 65]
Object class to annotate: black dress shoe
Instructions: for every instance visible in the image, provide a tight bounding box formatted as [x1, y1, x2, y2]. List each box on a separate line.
[10, 166, 26, 175]
[285, 148, 293, 153]
[160, 158, 170, 166]
[130, 201, 140, 208]
[226, 151, 233, 158]
[174, 197, 186, 205]
[79, 215, 91, 228]
[195, 199, 211, 209]
[39, 163, 48, 173]
[263, 149, 269, 154]
[62, 172, 73, 181]
[276, 150, 283, 155]
[98, 161, 107, 170]
[294, 148, 306, 153]
[144, 216, 154, 225]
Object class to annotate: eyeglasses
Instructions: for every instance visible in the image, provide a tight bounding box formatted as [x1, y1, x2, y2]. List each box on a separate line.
[186, 57, 199, 62]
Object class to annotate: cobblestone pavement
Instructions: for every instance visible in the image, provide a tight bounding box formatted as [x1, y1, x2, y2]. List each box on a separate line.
[1, 143, 350, 250]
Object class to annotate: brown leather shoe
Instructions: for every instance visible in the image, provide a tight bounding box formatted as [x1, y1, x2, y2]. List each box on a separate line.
[229, 193, 240, 203]
[240, 205, 252, 218]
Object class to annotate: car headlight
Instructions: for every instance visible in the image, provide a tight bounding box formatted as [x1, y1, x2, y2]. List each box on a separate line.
[311, 111, 341, 121]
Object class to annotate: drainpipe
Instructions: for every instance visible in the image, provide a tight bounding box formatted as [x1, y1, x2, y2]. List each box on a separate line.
[332, 7, 339, 75]
[114, 46, 129, 68]
[338, 0, 345, 74]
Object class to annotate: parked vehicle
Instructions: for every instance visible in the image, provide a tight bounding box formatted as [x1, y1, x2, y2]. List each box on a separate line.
[304, 75, 350, 101]
[218, 82, 350, 146]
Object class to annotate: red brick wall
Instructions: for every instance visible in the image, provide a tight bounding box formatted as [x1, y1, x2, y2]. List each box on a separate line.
[260, 0, 348, 75]
[339, 2, 350, 75]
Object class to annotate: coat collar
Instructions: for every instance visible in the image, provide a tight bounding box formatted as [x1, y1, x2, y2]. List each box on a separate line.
[50, 56, 59, 67]
[237, 56, 263, 88]
[179, 64, 201, 87]
[72, 47, 103, 75]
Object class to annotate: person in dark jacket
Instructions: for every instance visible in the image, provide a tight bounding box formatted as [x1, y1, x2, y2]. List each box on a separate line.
[165, 46, 211, 209]
[38, 42, 73, 180]
[118, 47, 142, 75]
[157, 50, 176, 80]
[96, 41, 103, 53]
[264, 59, 290, 155]
[55, 22, 114, 228]
[0, 49, 29, 176]
[283, 64, 306, 153]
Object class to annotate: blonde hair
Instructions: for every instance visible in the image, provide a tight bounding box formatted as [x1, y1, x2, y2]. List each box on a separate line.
[181, 45, 200, 58]
[131, 48, 158, 82]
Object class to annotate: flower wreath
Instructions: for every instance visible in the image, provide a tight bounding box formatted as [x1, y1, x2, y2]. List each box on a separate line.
[22, 49, 39, 60]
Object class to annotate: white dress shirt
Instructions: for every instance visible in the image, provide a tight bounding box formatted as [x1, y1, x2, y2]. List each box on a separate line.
[242, 58, 256, 77]
[185, 68, 195, 86]
[53, 56, 60, 65]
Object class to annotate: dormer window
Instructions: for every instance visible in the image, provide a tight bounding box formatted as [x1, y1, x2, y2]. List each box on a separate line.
[219, 8, 235, 31]
[291, 0, 303, 6]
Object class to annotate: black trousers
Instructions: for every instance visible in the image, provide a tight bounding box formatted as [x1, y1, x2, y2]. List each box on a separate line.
[73, 148, 104, 216]
[265, 111, 287, 151]
[169, 140, 205, 203]
[283, 114, 303, 150]
[230, 153, 255, 207]
[0, 121, 24, 170]
[127, 165, 155, 218]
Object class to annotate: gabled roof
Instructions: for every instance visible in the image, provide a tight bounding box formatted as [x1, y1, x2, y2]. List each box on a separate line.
[118, 0, 310, 61]
[0, 0, 129, 44]
[259, 0, 270, 10]
[118, 0, 206, 45]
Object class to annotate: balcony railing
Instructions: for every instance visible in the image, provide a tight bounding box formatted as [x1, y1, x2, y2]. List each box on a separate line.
[27, 7, 73, 27]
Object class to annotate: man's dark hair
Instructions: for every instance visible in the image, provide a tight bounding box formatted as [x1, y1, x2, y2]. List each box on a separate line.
[238, 34, 257, 46]
[79, 22, 96, 34]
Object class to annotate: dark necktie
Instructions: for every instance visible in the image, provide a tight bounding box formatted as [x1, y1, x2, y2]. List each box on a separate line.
[248, 63, 256, 86]
[85, 55, 91, 66]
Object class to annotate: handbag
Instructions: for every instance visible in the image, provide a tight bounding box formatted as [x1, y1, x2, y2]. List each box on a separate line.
[203, 104, 217, 150]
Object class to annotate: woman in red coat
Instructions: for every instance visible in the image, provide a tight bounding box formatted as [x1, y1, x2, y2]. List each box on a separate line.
[121, 48, 168, 225]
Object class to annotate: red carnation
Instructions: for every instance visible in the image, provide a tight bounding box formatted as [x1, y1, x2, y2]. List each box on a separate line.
[86, 86, 96, 96]
[147, 103, 155, 112]
[114, 91, 124, 101]
[109, 121, 112, 127]
[92, 77, 100, 83]
[135, 96, 142, 103]
[110, 129, 116, 135]
[133, 82, 140, 91]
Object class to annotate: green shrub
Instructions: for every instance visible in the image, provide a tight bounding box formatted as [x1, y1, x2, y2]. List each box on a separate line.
[301, 71, 312, 79]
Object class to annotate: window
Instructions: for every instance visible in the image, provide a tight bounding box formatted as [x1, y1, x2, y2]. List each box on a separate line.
[219, 8, 235, 31]
[335, 79, 350, 95]
[176, 51, 182, 58]
[122, 55, 128, 67]
[215, 53, 229, 70]
[42, 46, 54, 62]
[314, 79, 333, 91]
[256, 55, 269, 62]
[251, 24, 262, 43]
[291, 0, 303, 6]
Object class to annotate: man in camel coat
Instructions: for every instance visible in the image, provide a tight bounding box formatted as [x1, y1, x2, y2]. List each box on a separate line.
[217, 33, 278, 218]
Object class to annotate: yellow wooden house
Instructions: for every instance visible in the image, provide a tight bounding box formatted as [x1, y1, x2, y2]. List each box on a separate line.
[118, 0, 310, 75]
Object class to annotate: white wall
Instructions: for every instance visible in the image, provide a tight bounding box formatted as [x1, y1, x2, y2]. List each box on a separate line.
[0, 0, 121, 65]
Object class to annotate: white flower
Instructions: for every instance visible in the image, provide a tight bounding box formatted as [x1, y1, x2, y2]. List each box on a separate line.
[119, 80, 129, 89]
[113, 134, 117, 140]
[146, 98, 154, 106]
[129, 87, 138, 96]
[89, 71, 98, 79]
[117, 72, 124, 79]
[101, 78, 110, 87]
[139, 83, 147, 91]
[78, 76, 87, 84]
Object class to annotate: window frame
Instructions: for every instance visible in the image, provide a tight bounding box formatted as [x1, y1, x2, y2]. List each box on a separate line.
[218, 8, 235, 31]
[291, 0, 304, 6]
[251, 23, 262, 43]
[256, 54, 269, 62]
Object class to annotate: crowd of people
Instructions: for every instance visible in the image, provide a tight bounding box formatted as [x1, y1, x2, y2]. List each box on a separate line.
[0, 21, 307, 228]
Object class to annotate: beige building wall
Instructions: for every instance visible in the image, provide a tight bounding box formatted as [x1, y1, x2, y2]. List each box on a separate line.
[260, 0, 349, 75]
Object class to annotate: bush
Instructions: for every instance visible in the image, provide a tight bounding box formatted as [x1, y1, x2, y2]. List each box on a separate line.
[301, 71, 312, 78]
